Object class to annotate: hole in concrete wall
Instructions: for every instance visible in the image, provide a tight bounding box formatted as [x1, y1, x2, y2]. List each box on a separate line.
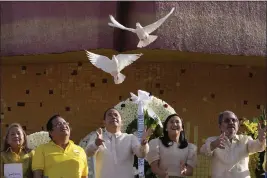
[257, 105, 261, 109]
[17, 102, 25, 107]
[65, 107, 70, 111]
[78, 62, 83, 66]
[7, 107, 11, 111]
[155, 83, 160, 88]
[90, 83, 95, 87]
[40, 102, 43, 107]
[22, 126, 27, 131]
[249, 72, 253, 78]
[119, 96, 122, 100]
[21, 66, 27, 70]
[180, 69, 186, 74]
[26, 90, 30, 94]
[49, 90, 54, 94]
[71, 70, 78, 75]
[5, 124, 9, 128]
[0, 113, 4, 120]
[102, 78, 107, 83]
[210, 93, 215, 99]
[243, 100, 248, 105]
[179, 69, 186, 76]
[160, 90, 164, 94]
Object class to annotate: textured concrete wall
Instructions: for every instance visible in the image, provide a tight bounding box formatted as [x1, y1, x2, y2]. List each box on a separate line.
[125, 1, 266, 56]
[0, 50, 266, 178]
[1, 51, 265, 143]
[1, 1, 266, 56]
[1, 52, 265, 178]
[155, 1, 266, 56]
[0, 2, 117, 55]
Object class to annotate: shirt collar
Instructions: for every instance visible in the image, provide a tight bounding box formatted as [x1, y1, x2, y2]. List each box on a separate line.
[106, 131, 122, 138]
[50, 140, 74, 146]
[227, 135, 240, 143]
[233, 135, 240, 141]
[6, 146, 24, 154]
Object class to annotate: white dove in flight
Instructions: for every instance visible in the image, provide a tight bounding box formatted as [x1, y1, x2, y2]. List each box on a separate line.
[85, 50, 143, 84]
[108, 7, 175, 48]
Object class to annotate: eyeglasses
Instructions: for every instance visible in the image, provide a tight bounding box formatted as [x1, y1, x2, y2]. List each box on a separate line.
[53, 122, 69, 128]
[223, 118, 238, 124]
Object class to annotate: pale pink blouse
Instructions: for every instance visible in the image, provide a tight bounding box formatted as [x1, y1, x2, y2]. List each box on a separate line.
[146, 138, 197, 177]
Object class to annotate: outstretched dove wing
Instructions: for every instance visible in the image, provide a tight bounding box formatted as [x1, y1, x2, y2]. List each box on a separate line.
[85, 50, 116, 74]
[143, 7, 175, 34]
[115, 54, 143, 72]
[108, 15, 136, 33]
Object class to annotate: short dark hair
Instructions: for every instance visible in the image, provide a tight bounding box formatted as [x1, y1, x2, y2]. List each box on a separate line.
[46, 114, 61, 139]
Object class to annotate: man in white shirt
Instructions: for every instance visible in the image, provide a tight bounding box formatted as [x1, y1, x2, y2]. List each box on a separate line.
[86, 108, 151, 178]
[200, 110, 266, 178]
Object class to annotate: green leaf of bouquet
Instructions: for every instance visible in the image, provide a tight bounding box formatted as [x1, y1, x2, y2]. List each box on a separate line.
[153, 125, 163, 138]
[258, 115, 264, 122]
[252, 117, 258, 123]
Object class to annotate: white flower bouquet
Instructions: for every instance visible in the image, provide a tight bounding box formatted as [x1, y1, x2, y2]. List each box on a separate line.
[114, 90, 176, 132]
[27, 131, 51, 150]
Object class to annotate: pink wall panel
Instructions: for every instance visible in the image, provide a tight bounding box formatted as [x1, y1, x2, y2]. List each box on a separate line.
[1, 1, 266, 56]
[1, 1, 118, 56]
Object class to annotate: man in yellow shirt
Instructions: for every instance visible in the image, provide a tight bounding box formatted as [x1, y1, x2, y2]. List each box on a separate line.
[32, 114, 88, 178]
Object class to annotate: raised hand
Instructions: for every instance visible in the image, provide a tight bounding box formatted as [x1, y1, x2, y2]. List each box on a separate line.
[95, 128, 105, 147]
[164, 172, 168, 178]
[210, 132, 228, 150]
[159, 168, 168, 178]
[180, 161, 187, 176]
[141, 127, 153, 145]
[257, 123, 266, 142]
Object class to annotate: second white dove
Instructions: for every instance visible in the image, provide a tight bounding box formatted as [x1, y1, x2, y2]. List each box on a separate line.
[85, 50, 143, 84]
[108, 7, 175, 48]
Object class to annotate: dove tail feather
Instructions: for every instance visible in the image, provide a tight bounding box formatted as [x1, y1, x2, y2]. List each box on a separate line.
[108, 23, 116, 28]
[114, 73, 126, 84]
[137, 35, 158, 48]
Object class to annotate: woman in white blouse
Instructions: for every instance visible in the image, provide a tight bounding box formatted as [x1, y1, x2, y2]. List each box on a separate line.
[146, 114, 197, 178]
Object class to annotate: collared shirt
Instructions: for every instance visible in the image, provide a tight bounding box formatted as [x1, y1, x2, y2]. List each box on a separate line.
[200, 134, 266, 178]
[86, 131, 149, 178]
[1, 147, 34, 178]
[146, 138, 197, 177]
[32, 140, 88, 178]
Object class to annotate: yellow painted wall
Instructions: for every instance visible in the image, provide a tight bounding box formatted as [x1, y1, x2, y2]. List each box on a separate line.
[0, 50, 265, 177]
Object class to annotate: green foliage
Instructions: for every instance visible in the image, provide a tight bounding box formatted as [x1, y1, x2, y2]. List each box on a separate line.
[241, 108, 266, 178]
[242, 120, 259, 139]
[126, 109, 163, 139]
[126, 109, 164, 178]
